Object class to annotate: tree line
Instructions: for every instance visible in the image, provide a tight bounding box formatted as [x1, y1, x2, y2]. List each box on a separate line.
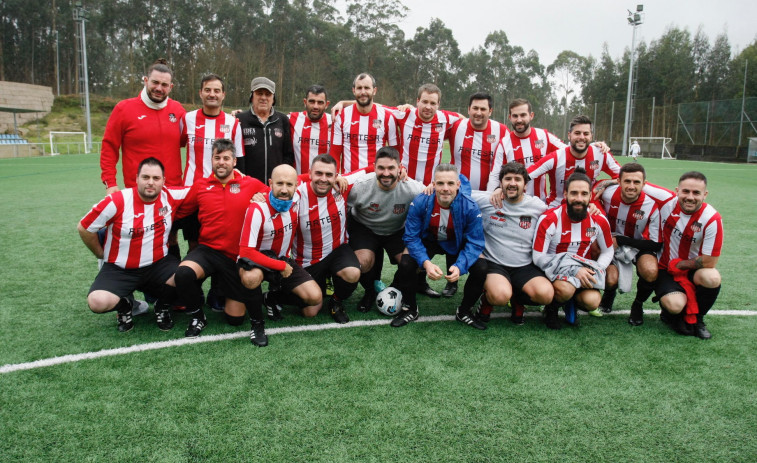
[2, 0, 755, 142]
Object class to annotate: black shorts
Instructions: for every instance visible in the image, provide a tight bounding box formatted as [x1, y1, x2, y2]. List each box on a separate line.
[275, 259, 316, 293]
[183, 245, 258, 303]
[347, 216, 405, 264]
[89, 255, 178, 297]
[655, 268, 695, 299]
[305, 243, 361, 291]
[486, 261, 546, 294]
[175, 212, 201, 242]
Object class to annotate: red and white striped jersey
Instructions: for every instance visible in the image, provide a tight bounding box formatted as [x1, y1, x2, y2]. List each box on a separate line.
[532, 205, 614, 270]
[292, 169, 369, 267]
[528, 145, 621, 207]
[448, 118, 508, 191]
[658, 201, 723, 269]
[239, 197, 299, 260]
[329, 103, 398, 173]
[429, 200, 455, 242]
[180, 110, 243, 187]
[488, 128, 564, 200]
[395, 108, 461, 185]
[599, 184, 660, 241]
[642, 182, 676, 208]
[289, 111, 332, 175]
[80, 187, 190, 269]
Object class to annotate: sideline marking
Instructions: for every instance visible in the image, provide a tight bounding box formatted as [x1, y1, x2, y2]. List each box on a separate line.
[2, 310, 756, 374]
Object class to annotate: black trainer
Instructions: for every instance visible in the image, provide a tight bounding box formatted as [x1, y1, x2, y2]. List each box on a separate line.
[544, 305, 561, 330]
[263, 291, 284, 321]
[250, 321, 268, 347]
[694, 321, 712, 340]
[419, 282, 441, 298]
[390, 304, 419, 327]
[185, 311, 207, 337]
[329, 297, 349, 324]
[442, 281, 458, 297]
[456, 307, 487, 330]
[117, 311, 134, 333]
[357, 290, 375, 313]
[628, 301, 644, 326]
[155, 303, 174, 331]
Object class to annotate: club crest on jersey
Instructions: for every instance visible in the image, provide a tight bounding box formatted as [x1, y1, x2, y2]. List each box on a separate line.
[519, 216, 532, 229]
[230, 183, 241, 194]
[372, 119, 382, 129]
[393, 204, 406, 215]
[158, 206, 169, 217]
[487, 134, 497, 144]
[589, 160, 600, 169]
[633, 209, 645, 220]
[534, 139, 545, 149]
[273, 128, 283, 138]
[690, 221, 702, 232]
[585, 227, 597, 237]
[219, 124, 231, 133]
[168, 113, 177, 123]
[434, 123, 444, 133]
[245, 137, 258, 146]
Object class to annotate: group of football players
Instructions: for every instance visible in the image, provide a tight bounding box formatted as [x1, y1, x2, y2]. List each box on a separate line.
[79, 62, 723, 346]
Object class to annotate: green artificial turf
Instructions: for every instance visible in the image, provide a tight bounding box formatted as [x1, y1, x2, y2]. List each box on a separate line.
[1, 154, 756, 462]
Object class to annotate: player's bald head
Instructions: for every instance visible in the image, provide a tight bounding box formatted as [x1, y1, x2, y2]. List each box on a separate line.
[271, 164, 296, 180]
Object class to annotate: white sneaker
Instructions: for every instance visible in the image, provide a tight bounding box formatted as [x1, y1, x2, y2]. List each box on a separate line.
[132, 299, 150, 317]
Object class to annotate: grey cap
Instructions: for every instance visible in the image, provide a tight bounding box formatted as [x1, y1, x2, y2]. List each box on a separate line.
[250, 77, 275, 94]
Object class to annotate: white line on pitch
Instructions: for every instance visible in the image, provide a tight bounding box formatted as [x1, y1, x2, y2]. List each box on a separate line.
[1, 310, 756, 374]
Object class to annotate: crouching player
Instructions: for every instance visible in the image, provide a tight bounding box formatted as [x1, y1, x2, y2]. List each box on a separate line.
[532, 169, 614, 329]
[470, 162, 553, 326]
[390, 163, 486, 329]
[78, 157, 188, 332]
[595, 163, 662, 325]
[655, 171, 723, 339]
[238, 165, 322, 345]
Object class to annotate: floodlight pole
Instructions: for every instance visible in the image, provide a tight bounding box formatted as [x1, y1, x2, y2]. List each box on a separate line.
[622, 6, 643, 157]
[73, 3, 92, 153]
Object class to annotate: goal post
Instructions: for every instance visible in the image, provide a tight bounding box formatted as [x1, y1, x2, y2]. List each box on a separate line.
[49, 131, 88, 155]
[628, 137, 675, 160]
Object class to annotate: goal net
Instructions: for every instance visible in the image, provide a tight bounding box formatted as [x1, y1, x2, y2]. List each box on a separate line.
[629, 137, 675, 160]
[49, 131, 88, 155]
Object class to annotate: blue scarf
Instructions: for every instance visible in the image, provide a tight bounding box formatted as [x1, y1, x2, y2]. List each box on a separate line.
[269, 191, 293, 212]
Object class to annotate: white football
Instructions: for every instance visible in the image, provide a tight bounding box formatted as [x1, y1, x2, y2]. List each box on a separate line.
[376, 287, 403, 316]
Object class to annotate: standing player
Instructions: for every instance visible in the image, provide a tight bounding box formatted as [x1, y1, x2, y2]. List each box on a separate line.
[238, 165, 322, 342]
[347, 147, 425, 312]
[532, 169, 614, 329]
[656, 172, 723, 340]
[468, 162, 553, 326]
[390, 164, 486, 329]
[595, 163, 662, 325]
[394, 83, 462, 186]
[236, 76, 294, 184]
[291, 155, 365, 323]
[329, 73, 399, 173]
[101, 59, 185, 194]
[447, 92, 509, 191]
[289, 85, 332, 175]
[173, 140, 268, 341]
[526, 115, 620, 208]
[78, 158, 189, 332]
[486, 99, 564, 200]
[179, 74, 244, 247]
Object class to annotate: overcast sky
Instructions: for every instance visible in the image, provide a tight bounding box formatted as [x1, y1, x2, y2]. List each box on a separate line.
[386, 0, 757, 65]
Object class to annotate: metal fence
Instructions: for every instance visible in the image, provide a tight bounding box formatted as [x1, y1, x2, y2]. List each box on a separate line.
[574, 97, 757, 147]
[0, 141, 102, 158]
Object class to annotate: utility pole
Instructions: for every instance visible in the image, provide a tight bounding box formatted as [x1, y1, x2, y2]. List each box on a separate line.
[73, 2, 92, 152]
[622, 5, 644, 157]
